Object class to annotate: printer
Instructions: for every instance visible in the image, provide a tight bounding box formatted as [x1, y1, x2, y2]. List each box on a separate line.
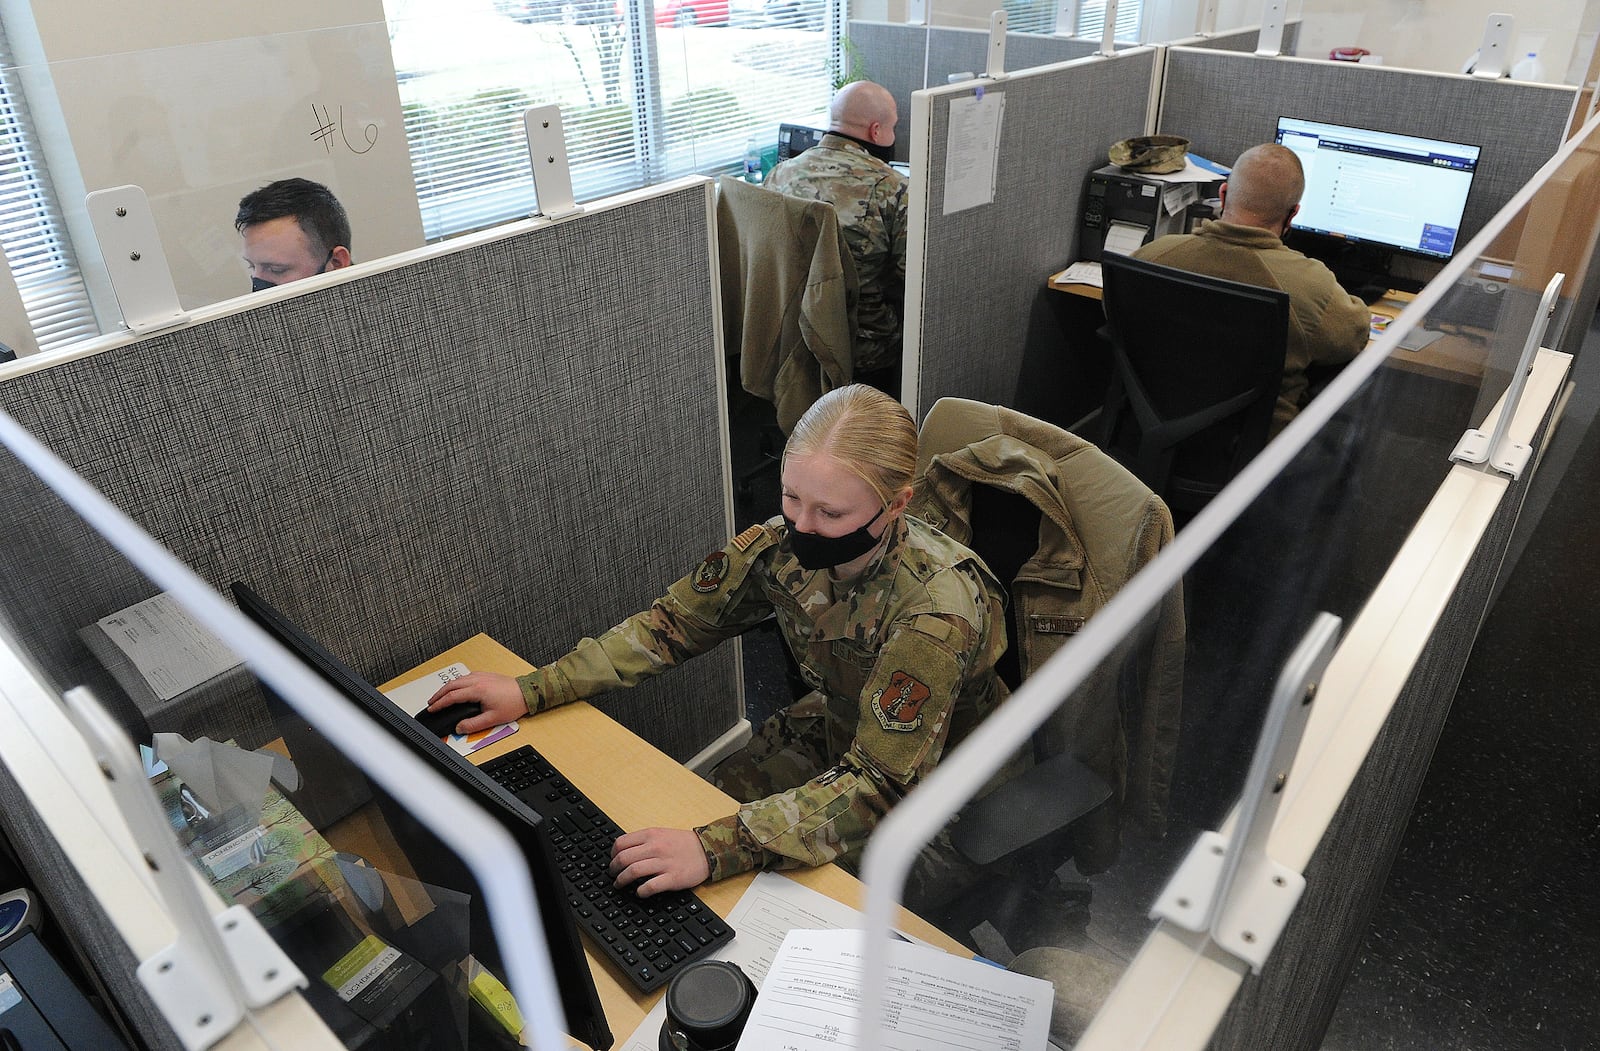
[1079, 163, 1223, 261]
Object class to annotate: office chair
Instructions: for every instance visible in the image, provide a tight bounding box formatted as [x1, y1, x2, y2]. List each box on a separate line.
[908, 398, 1184, 936]
[1096, 252, 1290, 517]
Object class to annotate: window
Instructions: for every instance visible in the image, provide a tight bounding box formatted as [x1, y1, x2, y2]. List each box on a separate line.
[388, 0, 838, 241]
[0, 20, 99, 353]
[1078, 0, 1141, 38]
[1005, 0, 1143, 38]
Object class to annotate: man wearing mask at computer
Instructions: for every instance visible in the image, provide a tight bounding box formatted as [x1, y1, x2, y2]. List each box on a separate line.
[1133, 143, 1369, 435]
[765, 81, 909, 397]
[236, 177, 353, 291]
[424, 384, 1006, 900]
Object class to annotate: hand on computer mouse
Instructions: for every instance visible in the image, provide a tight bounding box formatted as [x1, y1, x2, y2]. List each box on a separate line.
[425, 671, 529, 734]
[415, 702, 482, 738]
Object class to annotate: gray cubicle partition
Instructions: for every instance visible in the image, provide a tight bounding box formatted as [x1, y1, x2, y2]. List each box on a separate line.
[847, 21, 1101, 158]
[1157, 49, 1576, 249]
[1173, 19, 1301, 53]
[0, 179, 737, 764]
[907, 48, 1159, 417]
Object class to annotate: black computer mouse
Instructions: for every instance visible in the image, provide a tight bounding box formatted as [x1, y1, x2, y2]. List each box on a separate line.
[415, 702, 482, 739]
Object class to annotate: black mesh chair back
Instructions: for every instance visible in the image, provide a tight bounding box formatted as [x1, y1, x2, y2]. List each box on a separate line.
[1097, 253, 1290, 515]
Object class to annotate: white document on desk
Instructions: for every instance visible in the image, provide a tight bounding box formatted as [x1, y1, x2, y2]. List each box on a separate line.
[1052, 260, 1103, 288]
[942, 90, 1005, 215]
[737, 927, 1052, 1050]
[618, 872, 879, 1051]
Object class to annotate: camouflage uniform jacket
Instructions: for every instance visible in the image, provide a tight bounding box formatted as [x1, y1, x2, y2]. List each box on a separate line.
[515, 514, 1007, 880]
[765, 133, 909, 373]
[909, 397, 1185, 873]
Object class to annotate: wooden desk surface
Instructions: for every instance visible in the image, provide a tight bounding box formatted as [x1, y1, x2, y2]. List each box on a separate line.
[1047, 271, 1103, 300]
[1369, 290, 1487, 385]
[381, 634, 963, 1046]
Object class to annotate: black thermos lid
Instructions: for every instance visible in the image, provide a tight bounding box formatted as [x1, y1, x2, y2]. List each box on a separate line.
[659, 959, 757, 1051]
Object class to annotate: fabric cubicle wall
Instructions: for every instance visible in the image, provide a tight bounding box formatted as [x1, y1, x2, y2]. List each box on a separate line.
[1176, 19, 1301, 53]
[0, 180, 737, 765]
[907, 48, 1159, 417]
[1157, 49, 1576, 250]
[846, 21, 1100, 160]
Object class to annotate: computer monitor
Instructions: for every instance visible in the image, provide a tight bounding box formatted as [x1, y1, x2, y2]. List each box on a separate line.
[230, 581, 613, 1051]
[777, 121, 826, 162]
[1274, 116, 1481, 262]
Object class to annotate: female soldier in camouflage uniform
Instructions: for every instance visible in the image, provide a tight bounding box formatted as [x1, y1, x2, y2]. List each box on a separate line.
[426, 385, 1006, 898]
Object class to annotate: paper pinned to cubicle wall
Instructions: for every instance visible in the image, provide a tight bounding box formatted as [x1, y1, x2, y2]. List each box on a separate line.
[942, 91, 1006, 215]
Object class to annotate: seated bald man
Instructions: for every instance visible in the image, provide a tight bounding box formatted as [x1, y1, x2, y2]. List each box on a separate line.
[765, 81, 909, 397]
[1133, 143, 1369, 435]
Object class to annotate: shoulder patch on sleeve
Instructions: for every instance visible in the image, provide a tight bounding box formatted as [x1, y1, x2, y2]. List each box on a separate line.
[731, 523, 768, 552]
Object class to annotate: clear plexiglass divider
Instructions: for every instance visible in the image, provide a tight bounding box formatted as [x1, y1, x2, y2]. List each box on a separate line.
[854, 112, 1600, 1050]
[0, 408, 582, 1049]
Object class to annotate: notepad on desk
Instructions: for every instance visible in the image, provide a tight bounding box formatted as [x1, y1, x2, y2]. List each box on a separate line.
[382, 662, 518, 756]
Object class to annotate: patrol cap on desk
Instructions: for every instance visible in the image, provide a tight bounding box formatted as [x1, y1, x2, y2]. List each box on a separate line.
[1109, 134, 1190, 174]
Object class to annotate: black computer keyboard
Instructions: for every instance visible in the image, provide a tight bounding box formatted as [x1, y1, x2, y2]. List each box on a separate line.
[479, 745, 734, 992]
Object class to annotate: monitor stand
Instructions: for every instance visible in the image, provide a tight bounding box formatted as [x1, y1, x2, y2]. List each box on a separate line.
[1286, 233, 1418, 304]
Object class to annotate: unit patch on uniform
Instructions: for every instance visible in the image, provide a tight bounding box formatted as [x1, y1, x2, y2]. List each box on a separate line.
[691, 551, 728, 593]
[871, 671, 931, 732]
[731, 523, 767, 552]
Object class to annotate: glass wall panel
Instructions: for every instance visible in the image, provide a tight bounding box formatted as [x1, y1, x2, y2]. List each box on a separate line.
[0, 412, 594, 1051]
[854, 111, 1600, 1051]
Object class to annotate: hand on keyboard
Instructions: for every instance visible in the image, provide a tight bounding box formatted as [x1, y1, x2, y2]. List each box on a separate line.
[611, 827, 711, 897]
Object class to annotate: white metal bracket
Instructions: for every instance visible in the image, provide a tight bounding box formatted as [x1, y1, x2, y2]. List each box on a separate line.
[84, 186, 190, 335]
[1472, 14, 1514, 79]
[524, 105, 582, 221]
[1053, 0, 1080, 37]
[1196, 0, 1218, 36]
[1098, 0, 1119, 55]
[1450, 271, 1562, 480]
[1151, 612, 1340, 973]
[61, 686, 306, 1051]
[907, 0, 928, 24]
[985, 10, 1008, 78]
[1254, 0, 1286, 56]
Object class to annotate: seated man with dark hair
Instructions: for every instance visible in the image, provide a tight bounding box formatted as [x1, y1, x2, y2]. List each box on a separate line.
[1133, 143, 1369, 435]
[235, 177, 353, 291]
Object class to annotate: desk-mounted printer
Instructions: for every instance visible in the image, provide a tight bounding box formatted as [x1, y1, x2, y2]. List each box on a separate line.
[1080, 163, 1223, 261]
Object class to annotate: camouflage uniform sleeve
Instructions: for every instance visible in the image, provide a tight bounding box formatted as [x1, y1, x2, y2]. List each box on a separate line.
[881, 174, 909, 294]
[516, 525, 779, 715]
[697, 612, 981, 879]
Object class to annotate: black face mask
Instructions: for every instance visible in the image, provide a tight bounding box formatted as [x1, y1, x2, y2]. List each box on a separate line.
[833, 130, 897, 165]
[784, 506, 886, 571]
[251, 249, 335, 292]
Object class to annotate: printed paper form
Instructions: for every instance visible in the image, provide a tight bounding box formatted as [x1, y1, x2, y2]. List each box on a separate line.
[618, 872, 898, 1051]
[942, 90, 1006, 215]
[737, 927, 1052, 1050]
[95, 593, 242, 701]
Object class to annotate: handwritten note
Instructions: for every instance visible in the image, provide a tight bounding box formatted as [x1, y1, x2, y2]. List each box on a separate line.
[309, 103, 378, 155]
